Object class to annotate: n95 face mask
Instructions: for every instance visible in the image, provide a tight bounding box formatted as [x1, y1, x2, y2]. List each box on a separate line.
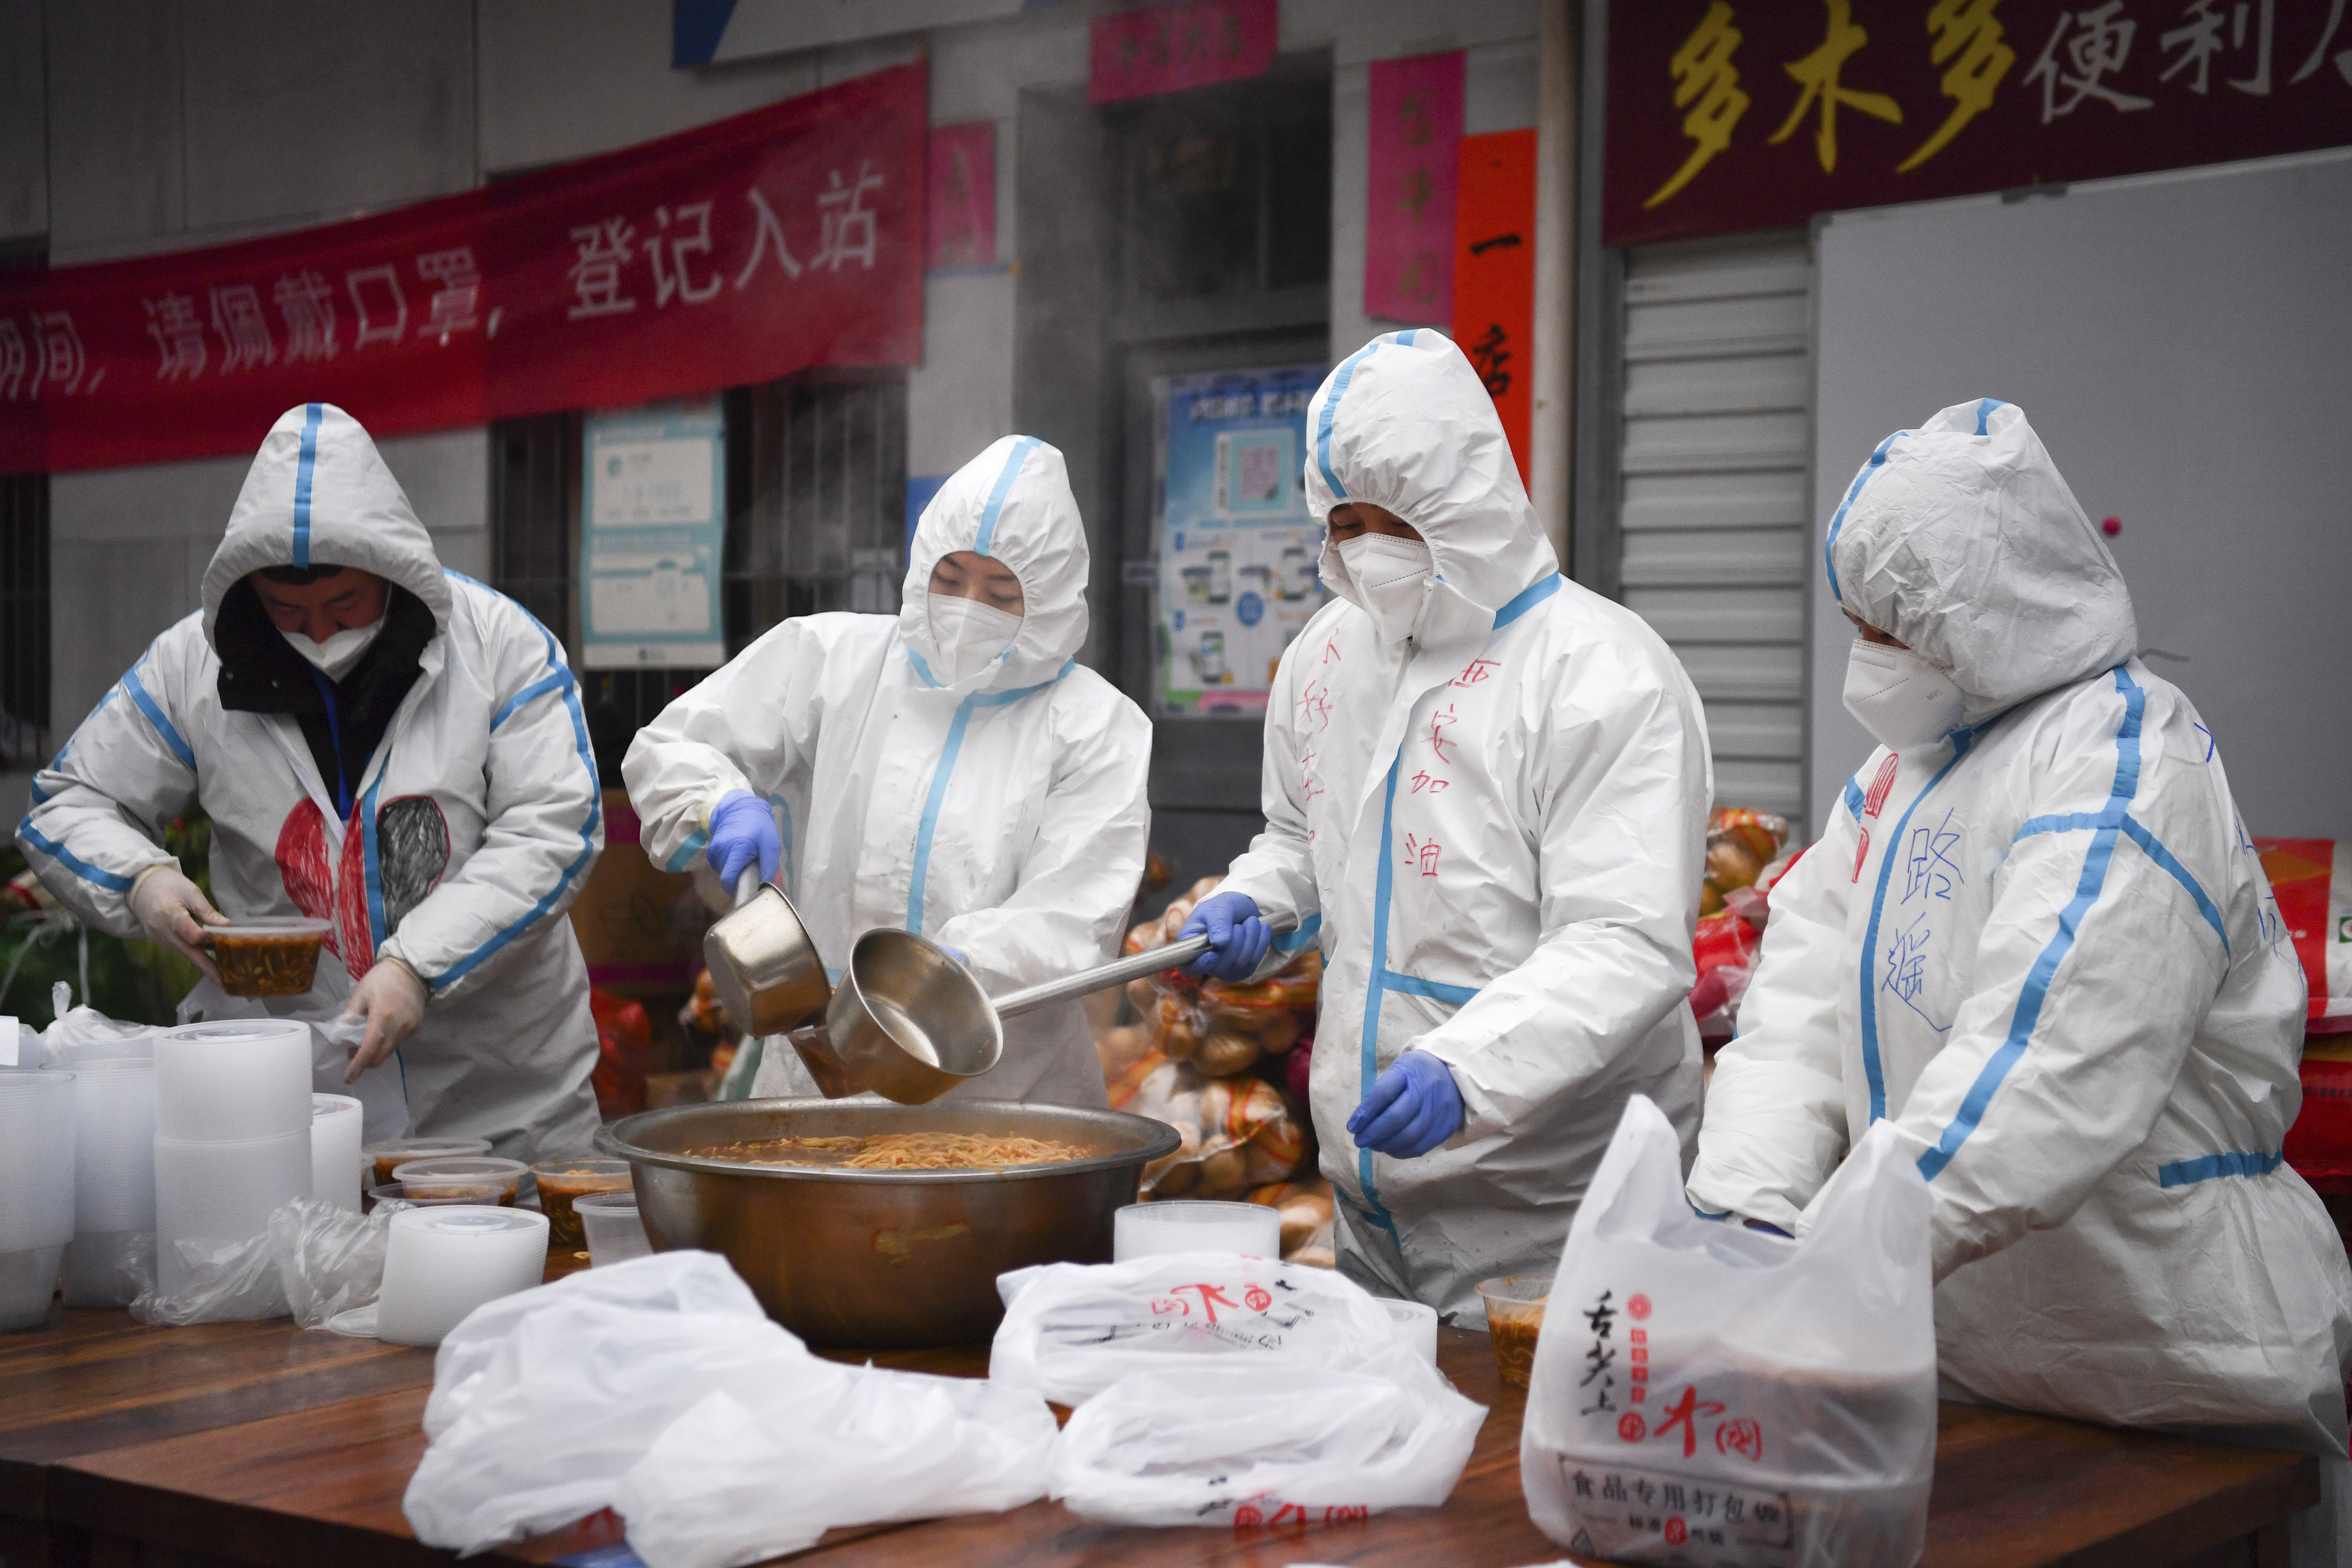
[1334, 533, 1434, 643]
[927, 594, 1022, 683]
[1843, 638, 1968, 750]
[282, 617, 384, 683]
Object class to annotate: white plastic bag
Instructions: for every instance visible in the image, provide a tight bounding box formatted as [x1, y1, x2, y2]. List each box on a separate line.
[1520, 1096, 1937, 1568]
[404, 1251, 1054, 1567]
[990, 1252, 1413, 1405]
[269, 1196, 400, 1330]
[131, 1230, 289, 1325]
[40, 999, 158, 1063]
[615, 1367, 1056, 1568]
[1051, 1362, 1485, 1527]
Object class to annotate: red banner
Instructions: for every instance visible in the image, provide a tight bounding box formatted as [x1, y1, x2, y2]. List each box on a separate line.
[1606, 1, 2352, 247]
[0, 63, 927, 475]
[1455, 129, 1538, 493]
[1089, 0, 1277, 105]
[1364, 51, 1466, 323]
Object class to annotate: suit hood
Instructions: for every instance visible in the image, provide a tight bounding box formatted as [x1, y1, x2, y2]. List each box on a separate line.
[1302, 329, 1557, 624]
[1824, 398, 2137, 722]
[898, 435, 1087, 691]
[201, 403, 453, 648]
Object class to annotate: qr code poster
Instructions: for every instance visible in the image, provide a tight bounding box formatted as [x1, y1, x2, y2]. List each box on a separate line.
[1157, 365, 1326, 715]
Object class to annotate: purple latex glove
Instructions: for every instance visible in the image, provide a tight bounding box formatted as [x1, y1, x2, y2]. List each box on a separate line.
[1347, 1050, 1463, 1159]
[1177, 891, 1270, 981]
[707, 791, 780, 887]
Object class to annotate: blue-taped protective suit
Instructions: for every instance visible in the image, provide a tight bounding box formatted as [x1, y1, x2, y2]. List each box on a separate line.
[1214, 331, 1712, 1321]
[1689, 400, 2352, 1553]
[622, 436, 1150, 1109]
[17, 404, 602, 1160]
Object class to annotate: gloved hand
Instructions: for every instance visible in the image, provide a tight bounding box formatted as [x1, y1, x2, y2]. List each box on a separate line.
[343, 957, 426, 1081]
[1177, 891, 1270, 981]
[939, 945, 966, 965]
[130, 864, 227, 983]
[1346, 1050, 1464, 1159]
[707, 791, 780, 888]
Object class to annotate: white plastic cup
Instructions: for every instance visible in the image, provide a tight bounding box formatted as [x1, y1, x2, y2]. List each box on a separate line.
[155, 1021, 311, 1141]
[575, 1191, 652, 1266]
[1382, 1298, 1440, 1364]
[152, 1130, 312, 1296]
[60, 1230, 149, 1309]
[377, 1206, 549, 1346]
[310, 1095, 364, 1214]
[1112, 1200, 1282, 1262]
[0, 1245, 63, 1331]
[0, 1070, 78, 1254]
[70, 1056, 156, 1233]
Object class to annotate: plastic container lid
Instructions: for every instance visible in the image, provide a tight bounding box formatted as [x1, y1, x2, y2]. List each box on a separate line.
[207, 917, 332, 940]
[392, 1155, 528, 1203]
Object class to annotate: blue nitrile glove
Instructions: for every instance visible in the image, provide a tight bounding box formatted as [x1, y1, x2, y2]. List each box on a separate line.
[940, 945, 966, 965]
[1347, 1050, 1464, 1159]
[707, 791, 780, 887]
[1178, 891, 1270, 981]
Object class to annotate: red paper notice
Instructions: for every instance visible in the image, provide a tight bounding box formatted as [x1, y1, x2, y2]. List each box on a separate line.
[1089, 0, 1276, 106]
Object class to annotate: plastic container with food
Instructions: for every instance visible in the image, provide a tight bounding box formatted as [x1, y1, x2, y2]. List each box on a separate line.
[529, 1157, 632, 1250]
[207, 917, 333, 998]
[391, 1155, 527, 1207]
[365, 1137, 491, 1189]
[1477, 1274, 1549, 1391]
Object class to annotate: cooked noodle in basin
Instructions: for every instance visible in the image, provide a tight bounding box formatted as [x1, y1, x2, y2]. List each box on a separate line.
[686, 1131, 1092, 1170]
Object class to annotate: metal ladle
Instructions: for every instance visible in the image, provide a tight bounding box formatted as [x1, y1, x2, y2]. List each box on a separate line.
[710, 869, 831, 1101]
[796, 910, 1299, 1105]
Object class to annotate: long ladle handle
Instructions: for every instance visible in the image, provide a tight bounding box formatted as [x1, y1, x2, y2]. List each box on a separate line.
[991, 910, 1300, 1020]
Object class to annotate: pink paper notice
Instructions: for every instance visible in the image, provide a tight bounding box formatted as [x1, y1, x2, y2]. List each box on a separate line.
[1364, 51, 1465, 324]
[928, 122, 997, 270]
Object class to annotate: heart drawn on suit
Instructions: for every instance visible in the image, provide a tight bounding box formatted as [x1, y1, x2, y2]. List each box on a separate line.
[275, 795, 452, 979]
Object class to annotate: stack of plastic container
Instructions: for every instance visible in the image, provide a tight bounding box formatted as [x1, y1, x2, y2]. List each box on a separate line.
[310, 1094, 365, 1213]
[61, 1056, 158, 1307]
[0, 1070, 77, 1330]
[153, 1021, 312, 1297]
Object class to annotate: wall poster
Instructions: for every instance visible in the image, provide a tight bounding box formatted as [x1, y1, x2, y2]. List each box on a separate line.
[1154, 364, 1326, 715]
[580, 398, 727, 670]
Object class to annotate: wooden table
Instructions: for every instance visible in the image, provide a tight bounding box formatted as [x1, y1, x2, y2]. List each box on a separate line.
[0, 1303, 2316, 1568]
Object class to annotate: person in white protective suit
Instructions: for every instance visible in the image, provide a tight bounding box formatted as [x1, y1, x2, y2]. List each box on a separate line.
[623, 435, 1151, 1108]
[1178, 331, 1712, 1321]
[1688, 398, 2352, 1559]
[17, 403, 603, 1160]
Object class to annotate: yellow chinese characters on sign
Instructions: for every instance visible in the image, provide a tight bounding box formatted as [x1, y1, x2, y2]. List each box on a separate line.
[1900, 0, 2018, 170]
[1769, 0, 1903, 172]
[1645, 3, 1751, 209]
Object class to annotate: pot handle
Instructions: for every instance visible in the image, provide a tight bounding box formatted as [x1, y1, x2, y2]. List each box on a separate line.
[714, 870, 770, 1100]
[990, 910, 1299, 1020]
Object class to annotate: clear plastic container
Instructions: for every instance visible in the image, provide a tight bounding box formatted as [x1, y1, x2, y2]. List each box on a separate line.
[1476, 1274, 1549, 1391]
[1111, 1200, 1281, 1262]
[575, 1191, 652, 1266]
[530, 1157, 632, 1251]
[366, 1137, 492, 1189]
[0, 1245, 63, 1332]
[206, 917, 332, 997]
[391, 1156, 526, 1207]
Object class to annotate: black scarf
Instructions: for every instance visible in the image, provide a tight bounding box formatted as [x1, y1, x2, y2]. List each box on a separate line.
[214, 580, 437, 821]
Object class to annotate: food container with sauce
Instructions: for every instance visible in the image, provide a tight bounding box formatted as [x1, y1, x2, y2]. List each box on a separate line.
[576, 1191, 653, 1266]
[392, 1155, 526, 1207]
[530, 1157, 632, 1250]
[365, 1137, 491, 1189]
[1477, 1274, 1549, 1390]
[207, 918, 333, 998]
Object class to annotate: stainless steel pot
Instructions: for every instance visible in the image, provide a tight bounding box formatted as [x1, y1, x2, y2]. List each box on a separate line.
[594, 1098, 1180, 1345]
[704, 871, 830, 1041]
[813, 912, 1297, 1105]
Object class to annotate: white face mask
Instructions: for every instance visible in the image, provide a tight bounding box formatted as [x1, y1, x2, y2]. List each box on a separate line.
[1334, 534, 1434, 642]
[926, 593, 1022, 683]
[281, 617, 384, 683]
[1843, 638, 1968, 750]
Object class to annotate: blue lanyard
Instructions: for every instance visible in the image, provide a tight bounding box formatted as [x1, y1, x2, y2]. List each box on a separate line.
[308, 667, 352, 819]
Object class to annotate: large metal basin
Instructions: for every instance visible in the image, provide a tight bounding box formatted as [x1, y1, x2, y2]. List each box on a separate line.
[595, 1098, 1179, 1347]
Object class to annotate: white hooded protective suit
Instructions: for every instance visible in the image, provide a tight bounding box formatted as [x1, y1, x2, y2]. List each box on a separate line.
[1215, 331, 1712, 1321]
[1689, 401, 2352, 1507]
[623, 436, 1151, 1109]
[18, 404, 603, 1160]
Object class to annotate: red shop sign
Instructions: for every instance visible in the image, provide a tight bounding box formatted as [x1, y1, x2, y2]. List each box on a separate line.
[1605, 0, 2352, 247]
[0, 62, 927, 475]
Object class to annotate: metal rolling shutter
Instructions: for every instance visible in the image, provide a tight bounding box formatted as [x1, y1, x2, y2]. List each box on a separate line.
[1615, 231, 1813, 829]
